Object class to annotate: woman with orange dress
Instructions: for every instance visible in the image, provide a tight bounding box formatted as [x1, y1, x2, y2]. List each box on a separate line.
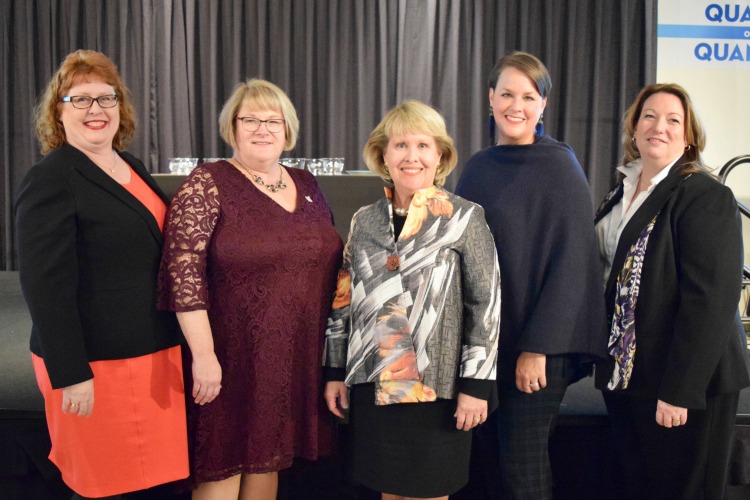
[15, 50, 188, 499]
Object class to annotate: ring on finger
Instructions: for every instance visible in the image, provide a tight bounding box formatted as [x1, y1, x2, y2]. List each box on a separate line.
[529, 382, 539, 388]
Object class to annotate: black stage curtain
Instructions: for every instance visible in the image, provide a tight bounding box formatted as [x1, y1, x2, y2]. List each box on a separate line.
[0, 0, 656, 270]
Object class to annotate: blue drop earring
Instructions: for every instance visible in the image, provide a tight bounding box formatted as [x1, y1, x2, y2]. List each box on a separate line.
[488, 106, 495, 144]
[536, 113, 545, 137]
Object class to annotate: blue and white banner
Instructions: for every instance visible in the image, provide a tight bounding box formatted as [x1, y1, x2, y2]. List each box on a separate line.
[659, 3, 750, 66]
[657, 0, 749, 196]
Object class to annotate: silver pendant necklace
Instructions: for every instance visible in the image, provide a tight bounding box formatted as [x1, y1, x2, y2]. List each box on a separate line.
[234, 156, 286, 193]
[106, 150, 117, 173]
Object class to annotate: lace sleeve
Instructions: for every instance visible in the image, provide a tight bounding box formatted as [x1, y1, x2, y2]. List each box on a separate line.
[157, 167, 220, 311]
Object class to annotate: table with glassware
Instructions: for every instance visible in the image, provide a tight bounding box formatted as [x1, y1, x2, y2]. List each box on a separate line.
[156, 158, 383, 240]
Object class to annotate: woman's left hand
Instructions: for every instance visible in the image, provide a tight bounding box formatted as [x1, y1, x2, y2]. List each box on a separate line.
[656, 399, 688, 428]
[62, 378, 94, 417]
[454, 393, 488, 431]
[516, 351, 547, 393]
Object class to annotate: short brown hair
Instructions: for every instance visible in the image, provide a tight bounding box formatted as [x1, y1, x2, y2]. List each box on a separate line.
[34, 50, 136, 154]
[488, 51, 552, 98]
[218, 79, 299, 151]
[363, 100, 458, 187]
[622, 83, 707, 173]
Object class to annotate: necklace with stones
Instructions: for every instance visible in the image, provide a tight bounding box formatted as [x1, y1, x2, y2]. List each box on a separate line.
[393, 206, 408, 217]
[234, 156, 286, 193]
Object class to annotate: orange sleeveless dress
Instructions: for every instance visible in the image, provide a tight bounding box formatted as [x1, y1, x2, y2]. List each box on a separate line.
[32, 167, 188, 497]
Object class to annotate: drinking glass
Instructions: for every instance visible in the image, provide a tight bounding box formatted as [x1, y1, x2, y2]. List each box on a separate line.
[168, 158, 181, 174]
[280, 158, 303, 169]
[183, 158, 199, 174]
[307, 158, 322, 176]
[333, 158, 345, 175]
[320, 158, 333, 175]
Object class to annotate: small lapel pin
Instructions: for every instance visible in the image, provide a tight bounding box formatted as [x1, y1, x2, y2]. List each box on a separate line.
[305, 195, 313, 203]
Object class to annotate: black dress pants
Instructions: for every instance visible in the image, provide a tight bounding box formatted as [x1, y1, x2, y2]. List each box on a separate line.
[603, 390, 739, 500]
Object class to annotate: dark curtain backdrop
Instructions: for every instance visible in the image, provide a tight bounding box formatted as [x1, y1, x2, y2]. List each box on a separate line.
[0, 0, 656, 270]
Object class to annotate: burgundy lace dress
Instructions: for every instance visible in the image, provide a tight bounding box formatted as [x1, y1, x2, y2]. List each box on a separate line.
[158, 161, 342, 483]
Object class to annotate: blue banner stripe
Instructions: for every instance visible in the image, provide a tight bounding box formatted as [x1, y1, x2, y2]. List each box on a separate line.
[658, 24, 750, 40]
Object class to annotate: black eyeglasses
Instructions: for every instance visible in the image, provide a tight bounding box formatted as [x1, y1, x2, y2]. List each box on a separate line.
[236, 117, 285, 133]
[61, 95, 119, 109]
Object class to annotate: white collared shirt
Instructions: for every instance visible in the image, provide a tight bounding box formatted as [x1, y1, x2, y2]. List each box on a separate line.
[596, 156, 681, 283]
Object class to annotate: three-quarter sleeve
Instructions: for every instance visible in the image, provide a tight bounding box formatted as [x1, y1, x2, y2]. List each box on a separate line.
[158, 167, 220, 311]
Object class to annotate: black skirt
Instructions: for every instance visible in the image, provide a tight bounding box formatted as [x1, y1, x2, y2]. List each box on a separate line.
[349, 383, 472, 498]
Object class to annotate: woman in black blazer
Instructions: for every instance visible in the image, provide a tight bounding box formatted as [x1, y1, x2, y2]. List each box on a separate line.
[594, 83, 749, 499]
[15, 50, 188, 499]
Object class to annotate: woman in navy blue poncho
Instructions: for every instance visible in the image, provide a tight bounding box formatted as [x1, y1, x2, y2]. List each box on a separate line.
[455, 51, 607, 499]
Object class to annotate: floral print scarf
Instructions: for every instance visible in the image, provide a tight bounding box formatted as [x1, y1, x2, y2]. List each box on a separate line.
[606, 213, 659, 389]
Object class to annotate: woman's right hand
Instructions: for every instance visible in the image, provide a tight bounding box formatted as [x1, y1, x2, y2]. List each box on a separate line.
[324, 381, 349, 418]
[176, 310, 222, 405]
[191, 352, 222, 405]
[62, 378, 94, 417]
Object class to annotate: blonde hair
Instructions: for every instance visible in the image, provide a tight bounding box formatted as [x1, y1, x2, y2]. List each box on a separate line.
[218, 79, 299, 151]
[362, 100, 458, 186]
[622, 83, 707, 173]
[34, 50, 136, 154]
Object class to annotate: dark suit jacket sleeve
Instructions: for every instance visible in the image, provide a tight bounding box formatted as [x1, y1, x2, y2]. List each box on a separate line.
[658, 184, 744, 408]
[16, 164, 94, 388]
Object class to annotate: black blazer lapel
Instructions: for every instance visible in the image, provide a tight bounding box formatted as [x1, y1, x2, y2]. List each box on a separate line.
[121, 152, 168, 243]
[65, 144, 165, 244]
[605, 163, 689, 296]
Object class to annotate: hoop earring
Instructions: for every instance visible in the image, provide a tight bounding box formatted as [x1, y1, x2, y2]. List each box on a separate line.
[685, 144, 692, 151]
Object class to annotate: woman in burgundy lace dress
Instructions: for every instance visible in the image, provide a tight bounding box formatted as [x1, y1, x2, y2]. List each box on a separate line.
[158, 79, 343, 499]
